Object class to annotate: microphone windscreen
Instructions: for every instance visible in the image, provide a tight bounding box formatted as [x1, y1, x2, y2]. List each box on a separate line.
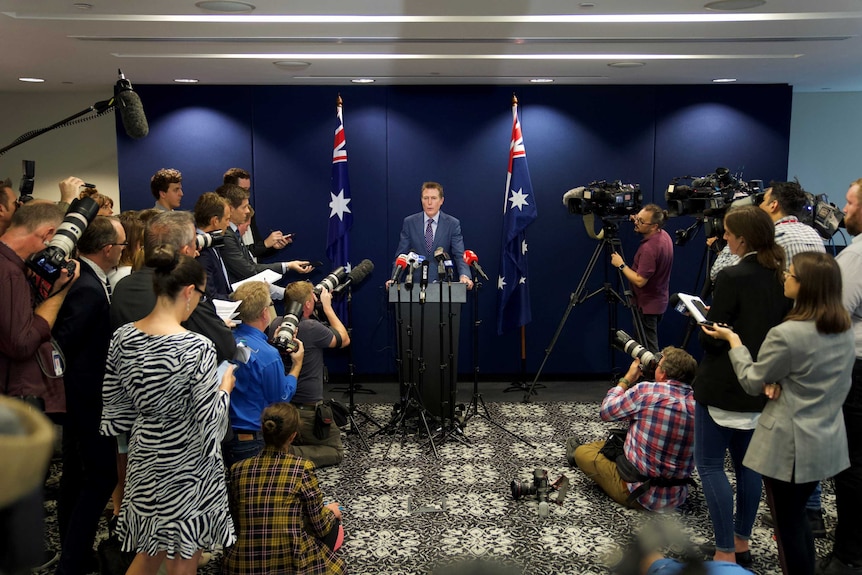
[116, 90, 149, 139]
[668, 293, 680, 307]
[349, 259, 374, 281]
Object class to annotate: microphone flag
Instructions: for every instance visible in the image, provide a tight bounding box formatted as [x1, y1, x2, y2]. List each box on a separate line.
[497, 95, 538, 335]
[327, 95, 353, 319]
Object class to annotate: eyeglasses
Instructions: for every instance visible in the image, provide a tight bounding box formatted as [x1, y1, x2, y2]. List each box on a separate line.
[104, 242, 129, 248]
[194, 286, 208, 303]
[783, 270, 798, 280]
[634, 217, 655, 226]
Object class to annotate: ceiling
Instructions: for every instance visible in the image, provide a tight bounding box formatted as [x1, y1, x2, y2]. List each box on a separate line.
[2, 0, 862, 93]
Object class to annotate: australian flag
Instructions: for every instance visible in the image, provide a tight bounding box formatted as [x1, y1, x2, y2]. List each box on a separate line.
[497, 97, 537, 335]
[327, 97, 353, 318]
[327, 97, 353, 270]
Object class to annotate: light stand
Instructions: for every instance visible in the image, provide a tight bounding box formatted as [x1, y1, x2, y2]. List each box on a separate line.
[462, 272, 535, 447]
[524, 220, 646, 402]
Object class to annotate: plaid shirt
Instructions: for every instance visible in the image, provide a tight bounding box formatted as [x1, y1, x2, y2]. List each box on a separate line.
[225, 447, 345, 575]
[600, 380, 695, 510]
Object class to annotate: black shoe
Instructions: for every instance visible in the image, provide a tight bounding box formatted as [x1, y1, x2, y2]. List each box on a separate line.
[565, 437, 581, 466]
[698, 543, 753, 568]
[816, 555, 862, 575]
[807, 508, 827, 539]
[761, 511, 775, 528]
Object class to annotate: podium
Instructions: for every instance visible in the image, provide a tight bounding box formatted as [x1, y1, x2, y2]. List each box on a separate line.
[389, 283, 466, 417]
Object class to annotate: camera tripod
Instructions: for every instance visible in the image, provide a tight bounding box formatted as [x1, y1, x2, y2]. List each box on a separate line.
[524, 220, 647, 402]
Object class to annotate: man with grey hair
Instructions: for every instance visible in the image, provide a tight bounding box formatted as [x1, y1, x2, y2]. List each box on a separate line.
[0, 202, 79, 414]
[110, 210, 236, 362]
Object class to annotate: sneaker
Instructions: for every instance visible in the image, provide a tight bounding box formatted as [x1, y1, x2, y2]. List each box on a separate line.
[816, 555, 862, 575]
[565, 437, 581, 466]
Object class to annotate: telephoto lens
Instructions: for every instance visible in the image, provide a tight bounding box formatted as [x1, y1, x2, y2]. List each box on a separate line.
[271, 300, 303, 353]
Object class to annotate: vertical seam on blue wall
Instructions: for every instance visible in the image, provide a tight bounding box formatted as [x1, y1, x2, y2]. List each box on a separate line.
[249, 86, 257, 207]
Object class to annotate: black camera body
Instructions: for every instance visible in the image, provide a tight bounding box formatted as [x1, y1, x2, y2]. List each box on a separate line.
[565, 180, 642, 219]
[18, 160, 35, 204]
[511, 468, 550, 502]
[665, 169, 762, 222]
[26, 196, 99, 283]
[613, 330, 660, 380]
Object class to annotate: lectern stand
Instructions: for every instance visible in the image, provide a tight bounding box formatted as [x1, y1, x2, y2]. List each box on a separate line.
[389, 283, 466, 418]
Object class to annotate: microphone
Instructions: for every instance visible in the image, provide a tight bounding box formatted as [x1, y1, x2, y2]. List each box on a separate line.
[419, 260, 430, 302]
[406, 251, 424, 268]
[114, 69, 149, 139]
[332, 259, 374, 295]
[390, 254, 409, 283]
[463, 249, 489, 281]
[434, 247, 446, 279]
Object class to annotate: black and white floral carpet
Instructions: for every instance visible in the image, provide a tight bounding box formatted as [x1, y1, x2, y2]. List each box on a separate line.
[37, 401, 838, 575]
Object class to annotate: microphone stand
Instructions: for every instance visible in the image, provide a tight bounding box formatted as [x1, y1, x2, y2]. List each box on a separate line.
[431, 266, 469, 447]
[1, 99, 114, 156]
[462, 271, 535, 447]
[339, 284, 380, 451]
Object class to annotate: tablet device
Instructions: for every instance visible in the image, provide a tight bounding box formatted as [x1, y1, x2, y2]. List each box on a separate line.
[676, 293, 710, 324]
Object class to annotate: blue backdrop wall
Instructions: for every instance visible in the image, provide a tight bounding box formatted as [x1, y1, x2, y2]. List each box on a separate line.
[117, 84, 792, 379]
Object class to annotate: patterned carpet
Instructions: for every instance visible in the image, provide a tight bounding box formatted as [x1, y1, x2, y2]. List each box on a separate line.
[36, 401, 838, 575]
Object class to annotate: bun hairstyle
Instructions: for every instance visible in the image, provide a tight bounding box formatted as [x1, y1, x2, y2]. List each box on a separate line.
[146, 244, 205, 298]
[261, 402, 301, 448]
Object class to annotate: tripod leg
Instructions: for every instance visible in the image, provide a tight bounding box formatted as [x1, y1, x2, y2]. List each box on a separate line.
[465, 393, 535, 448]
[346, 412, 370, 451]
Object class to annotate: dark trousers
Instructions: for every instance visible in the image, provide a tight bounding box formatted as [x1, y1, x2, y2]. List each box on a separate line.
[56, 423, 117, 575]
[764, 476, 818, 575]
[833, 358, 862, 565]
[641, 313, 662, 353]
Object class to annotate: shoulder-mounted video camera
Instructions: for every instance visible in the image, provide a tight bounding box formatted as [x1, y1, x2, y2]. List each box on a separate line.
[563, 180, 642, 219]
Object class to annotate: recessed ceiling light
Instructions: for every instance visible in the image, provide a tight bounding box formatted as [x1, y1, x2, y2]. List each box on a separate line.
[174, 78, 199, 83]
[530, 78, 554, 83]
[18, 77, 45, 83]
[712, 77, 738, 82]
[705, 0, 766, 10]
[608, 61, 646, 68]
[72, 3, 93, 9]
[579, 2, 596, 8]
[195, 1, 255, 12]
[351, 78, 375, 84]
[273, 60, 311, 71]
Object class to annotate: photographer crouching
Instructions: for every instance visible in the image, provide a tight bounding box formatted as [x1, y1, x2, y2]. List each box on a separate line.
[566, 347, 697, 511]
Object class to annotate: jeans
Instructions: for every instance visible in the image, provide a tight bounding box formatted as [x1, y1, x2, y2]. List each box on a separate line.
[694, 402, 762, 552]
[641, 313, 662, 353]
[223, 433, 264, 471]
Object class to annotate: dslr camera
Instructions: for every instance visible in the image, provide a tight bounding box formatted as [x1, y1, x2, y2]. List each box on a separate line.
[27, 196, 99, 284]
[271, 300, 303, 354]
[510, 468, 570, 517]
[613, 330, 660, 379]
[195, 229, 224, 250]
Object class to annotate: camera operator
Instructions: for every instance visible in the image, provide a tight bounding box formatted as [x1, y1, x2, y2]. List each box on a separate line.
[194, 192, 233, 301]
[610, 204, 673, 353]
[567, 346, 697, 511]
[216, 184, 312, 301]
[52, 216, 126, 575]
[267, 281, 350, 468]
[0, 202, 79, 414]
[224, 281, 303, 469]
[711, 181, 825, 282]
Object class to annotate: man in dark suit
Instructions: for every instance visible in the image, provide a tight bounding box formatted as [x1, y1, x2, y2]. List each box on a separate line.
[194, 192, 233, 301]
[215, 184, 312, 301]
[110, 210, 237, 363]
[391, 181, 472, 288]
[223, 167, 291, 260]
[53, 216, 125, 575]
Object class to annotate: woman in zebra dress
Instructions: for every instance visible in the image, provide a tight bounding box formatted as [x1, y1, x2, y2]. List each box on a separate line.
[100, 244, 236, 575]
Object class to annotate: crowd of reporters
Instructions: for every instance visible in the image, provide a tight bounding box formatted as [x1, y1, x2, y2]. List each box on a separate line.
[2, 171, 861, 575]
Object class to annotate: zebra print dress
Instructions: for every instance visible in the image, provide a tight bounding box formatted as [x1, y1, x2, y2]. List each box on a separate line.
[100, 323, 236, 558]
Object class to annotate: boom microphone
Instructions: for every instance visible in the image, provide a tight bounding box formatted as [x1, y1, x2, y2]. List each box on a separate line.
[114, 69, 149, 139]
[463, 249, 489, 281]
[332, 259, 374, 295]
[390, 254, 409, 283]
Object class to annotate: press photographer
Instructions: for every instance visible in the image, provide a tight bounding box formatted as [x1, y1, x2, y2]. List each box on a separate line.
[610, 204, 673, 353]
[0, 201, 80, 415]
[566, 346, 697, 511]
